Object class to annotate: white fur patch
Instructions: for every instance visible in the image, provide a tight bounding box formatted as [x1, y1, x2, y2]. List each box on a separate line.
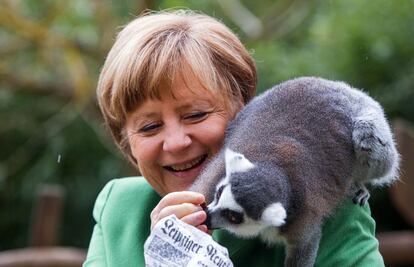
[259, 227, 284, 245]
[227, 217, 265, 238]
[215, 185, 243, 211]
[224, 148, 255, 178]
[261, 202, 287, 227]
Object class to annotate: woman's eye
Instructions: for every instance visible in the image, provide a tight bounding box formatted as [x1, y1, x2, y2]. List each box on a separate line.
[184, 112, 208, 121]
[139, 123, 161, 133]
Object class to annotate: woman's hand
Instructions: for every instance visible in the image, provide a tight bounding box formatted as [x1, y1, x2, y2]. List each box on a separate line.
[150, 191, 209, 233]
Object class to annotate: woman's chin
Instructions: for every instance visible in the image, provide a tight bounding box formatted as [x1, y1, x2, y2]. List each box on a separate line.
[165, 161, 206, 190]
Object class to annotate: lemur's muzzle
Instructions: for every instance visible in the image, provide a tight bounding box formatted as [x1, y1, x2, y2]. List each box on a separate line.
[201, 202, 219, 230]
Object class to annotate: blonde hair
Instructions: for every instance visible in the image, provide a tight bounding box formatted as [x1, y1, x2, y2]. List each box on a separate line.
[97, 10, 257, 163]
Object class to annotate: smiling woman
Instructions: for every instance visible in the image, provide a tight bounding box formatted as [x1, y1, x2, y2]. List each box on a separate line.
[84, 10, 257, 265]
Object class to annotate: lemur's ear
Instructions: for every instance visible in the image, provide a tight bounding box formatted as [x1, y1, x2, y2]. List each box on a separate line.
[225, 148, 255, 178]
[261, 203, 287, 227]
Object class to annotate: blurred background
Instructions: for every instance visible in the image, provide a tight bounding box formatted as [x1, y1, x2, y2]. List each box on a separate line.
[0, 0, 413, 266]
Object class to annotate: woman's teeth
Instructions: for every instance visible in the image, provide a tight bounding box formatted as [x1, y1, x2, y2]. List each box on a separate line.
[168, 155, 205, 171]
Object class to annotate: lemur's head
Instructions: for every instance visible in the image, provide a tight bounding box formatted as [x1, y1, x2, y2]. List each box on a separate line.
[204, 148, 288, 238]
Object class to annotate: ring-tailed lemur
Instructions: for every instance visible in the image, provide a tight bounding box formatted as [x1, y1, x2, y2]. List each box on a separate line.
[190, 77, 399, 267]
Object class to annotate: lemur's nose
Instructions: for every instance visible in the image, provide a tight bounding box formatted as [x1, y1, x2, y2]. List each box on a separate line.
[204, 208, 222, 230]
[202, 203, 212, 230]
[204, 212, 212, 230]
[201, 202, 221, 230]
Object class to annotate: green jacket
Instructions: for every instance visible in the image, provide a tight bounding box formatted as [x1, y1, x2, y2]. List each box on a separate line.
[83, 177, 384, 267]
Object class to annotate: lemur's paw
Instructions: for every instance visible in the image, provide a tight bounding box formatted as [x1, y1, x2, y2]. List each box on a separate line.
[352, 187, 370, 206]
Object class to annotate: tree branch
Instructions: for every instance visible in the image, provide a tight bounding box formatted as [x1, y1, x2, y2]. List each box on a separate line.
[215, 0, 263, 39]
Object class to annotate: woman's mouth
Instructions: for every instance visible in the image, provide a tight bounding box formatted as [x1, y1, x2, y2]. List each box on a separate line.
[164, 154, 208, 172]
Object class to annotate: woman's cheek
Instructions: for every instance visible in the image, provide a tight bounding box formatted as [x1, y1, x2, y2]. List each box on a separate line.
[129, 136, 166, 194]
[199, 120, 227, 147]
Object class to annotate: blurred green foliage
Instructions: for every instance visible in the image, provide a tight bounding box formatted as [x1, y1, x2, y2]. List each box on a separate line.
[0, 0, 413, 250]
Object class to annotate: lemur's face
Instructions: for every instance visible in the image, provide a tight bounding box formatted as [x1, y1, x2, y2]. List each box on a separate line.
[204, 149, 287, 238]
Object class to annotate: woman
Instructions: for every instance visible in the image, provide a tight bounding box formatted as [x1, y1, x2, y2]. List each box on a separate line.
[84, 10, 384, 266]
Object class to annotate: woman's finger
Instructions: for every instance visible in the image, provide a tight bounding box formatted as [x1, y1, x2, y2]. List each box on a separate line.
[180, 210, 207, 228]
[196, 224, 210, 234]
[151, 191, 205, 221]
[151, 203, 203, 230]
[158, 203, 202, 220]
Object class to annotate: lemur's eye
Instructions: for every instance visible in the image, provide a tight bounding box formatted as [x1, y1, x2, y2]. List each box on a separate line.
[221, 209, 244, 224]
[216, 185, 224, 200]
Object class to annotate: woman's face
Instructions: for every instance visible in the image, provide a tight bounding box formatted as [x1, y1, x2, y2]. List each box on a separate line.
[125, 74, 234, 195]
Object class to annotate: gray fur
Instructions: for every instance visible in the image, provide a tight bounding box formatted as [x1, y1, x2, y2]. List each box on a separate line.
[190, 77, 399, 267]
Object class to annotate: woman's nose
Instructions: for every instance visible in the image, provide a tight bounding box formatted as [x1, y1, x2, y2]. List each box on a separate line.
[162, 126, 192, 153]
